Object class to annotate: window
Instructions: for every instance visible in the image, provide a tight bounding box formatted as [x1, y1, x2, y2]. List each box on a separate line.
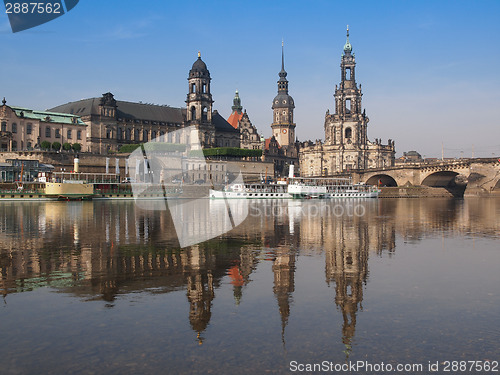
[134, 129, 140, 140]
[77, 130, 82, 140]
[12, 141, 17, 150]
[191, 83, 196, 93]
[345, 99, 351, 113]
[55, 129, 60, 138]
[345, 127, 352, 139]
[125, 128, 131, 140]
[12, 123, 17, 133]
[191, 106, 196, 120]
[346, 67, 351, 80]
[27, 141, 32, 149]
[143, 129, 148, 142]
[45, 127, 51, 138]
[202, 107, 208, 121]
[27, 123, 32, 134]
[1, 121, 6, 132]
[117, 128, 122, 140]
[202, 83, 207, 93]
[67, 129, 72, 139]
[106, 129, 111, 139]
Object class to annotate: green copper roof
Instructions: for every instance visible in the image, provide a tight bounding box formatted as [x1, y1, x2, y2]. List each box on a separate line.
[10, 106, 86, 126]
[343, 25, 352, 54]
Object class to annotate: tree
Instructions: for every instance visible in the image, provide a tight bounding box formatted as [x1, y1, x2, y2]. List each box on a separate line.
[72, 143, 81, 152]
[62, 142, 72, 151]
[40, 141, 51, 150]
[52, 142, 61, 151]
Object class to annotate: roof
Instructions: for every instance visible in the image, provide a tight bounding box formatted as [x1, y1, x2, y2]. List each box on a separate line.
[212, 111, 239, 133]
[227, 111, 243, 129]
[265, 136, 281, 150]
[49, 98, 185, 124]
[9, 106, 86, 126]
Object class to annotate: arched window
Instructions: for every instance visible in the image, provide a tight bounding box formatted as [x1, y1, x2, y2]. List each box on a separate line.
[202, 107, 208, 121]
[345, 127, 352, 139]
[134, 129, 140, 141]
[12, 123, 17, 133]
[152, 130, 157, 140]
[1, 121, 6, 132]
[143, 129, 148, 142]
[191, 83, 196, 93]
[191, 106, 196, 120]
[126, 128, 131, 140]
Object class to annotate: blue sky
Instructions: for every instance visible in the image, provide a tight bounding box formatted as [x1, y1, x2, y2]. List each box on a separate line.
[1, 0, 499, 158]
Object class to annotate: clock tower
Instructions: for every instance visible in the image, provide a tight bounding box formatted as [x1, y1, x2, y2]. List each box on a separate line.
[271, 42, 296, 147]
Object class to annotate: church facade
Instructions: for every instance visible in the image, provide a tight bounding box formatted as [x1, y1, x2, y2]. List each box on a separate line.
[299, 28, 395, 177]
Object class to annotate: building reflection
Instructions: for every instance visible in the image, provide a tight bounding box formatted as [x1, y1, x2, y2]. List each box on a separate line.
[1, 198, 500, 346]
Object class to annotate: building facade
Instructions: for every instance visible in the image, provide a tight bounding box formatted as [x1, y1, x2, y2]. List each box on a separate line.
[300, 27, 395, 176]
[227, 90, 262, 150]
[0, 98, 88, 152]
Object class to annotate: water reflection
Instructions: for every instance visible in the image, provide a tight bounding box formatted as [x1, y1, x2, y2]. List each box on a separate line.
[1, 198, 500, 364]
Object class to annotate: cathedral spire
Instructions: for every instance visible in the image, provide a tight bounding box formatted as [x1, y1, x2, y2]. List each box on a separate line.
[278, 40, 288, 93]
[281, 39, 285, 72]
[344, 25, 352, 54]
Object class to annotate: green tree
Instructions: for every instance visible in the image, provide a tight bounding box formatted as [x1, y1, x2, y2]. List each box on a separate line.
[40, 141, 51, 150]
[72, 143, 81, 152]
[62, 142, 72, 151]
[52, 142, 61, 151]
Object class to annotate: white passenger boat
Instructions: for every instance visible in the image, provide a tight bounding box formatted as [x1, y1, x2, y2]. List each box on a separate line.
[210, 182, 291, 199]
[287, 177, 379, 199]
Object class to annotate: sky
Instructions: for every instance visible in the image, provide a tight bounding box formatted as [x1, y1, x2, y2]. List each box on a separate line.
[1, 0, 499, 158]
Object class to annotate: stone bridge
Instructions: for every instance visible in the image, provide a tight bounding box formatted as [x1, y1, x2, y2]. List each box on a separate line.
[350, 158, 500, 196]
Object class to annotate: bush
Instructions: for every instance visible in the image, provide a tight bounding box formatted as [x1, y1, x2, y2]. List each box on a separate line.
[62, 142, 72, 151]
[72, 143, 81, 152]
[200, 147, 262, 158]
[51, 142, 61, 151]
[40, 141, 51, 150]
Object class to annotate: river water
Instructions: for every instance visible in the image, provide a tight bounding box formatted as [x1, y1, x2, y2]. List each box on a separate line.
[0, 198, 499, 374]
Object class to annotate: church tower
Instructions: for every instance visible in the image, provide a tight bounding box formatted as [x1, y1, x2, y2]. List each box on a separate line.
[186, 52, 215, 147]
[271, 42, 296, 147]
[327, 26, 368, 147]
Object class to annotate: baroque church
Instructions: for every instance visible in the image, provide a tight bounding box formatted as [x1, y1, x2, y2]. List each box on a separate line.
[299, 27, 395, 176]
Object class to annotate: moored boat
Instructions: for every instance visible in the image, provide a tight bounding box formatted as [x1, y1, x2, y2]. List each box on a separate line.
[210, 182, 291, 199]
[287, 177, 379, 199]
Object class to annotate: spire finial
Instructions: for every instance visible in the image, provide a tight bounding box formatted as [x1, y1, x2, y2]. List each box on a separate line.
[1, 97, 5, 106]
[198, 51, 201, 58]
[281, 39, 285, 72]
[343, 25, 352, 54]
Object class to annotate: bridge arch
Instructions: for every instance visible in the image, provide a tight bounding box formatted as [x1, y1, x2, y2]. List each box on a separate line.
[366, 174, 398, 187]
[421, 171, 459, 187]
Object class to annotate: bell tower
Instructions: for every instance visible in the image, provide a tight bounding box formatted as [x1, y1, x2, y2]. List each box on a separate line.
[186, 52, 214, 147]
[271, 42, 296, 147]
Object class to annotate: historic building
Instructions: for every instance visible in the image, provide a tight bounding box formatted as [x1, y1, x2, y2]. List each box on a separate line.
[299, 27, 395, 176]
[49, 53, 239, 154]
[263, 43, 300, 177]
[0, 98, 88, 152]
[227, 90, 262, 150]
